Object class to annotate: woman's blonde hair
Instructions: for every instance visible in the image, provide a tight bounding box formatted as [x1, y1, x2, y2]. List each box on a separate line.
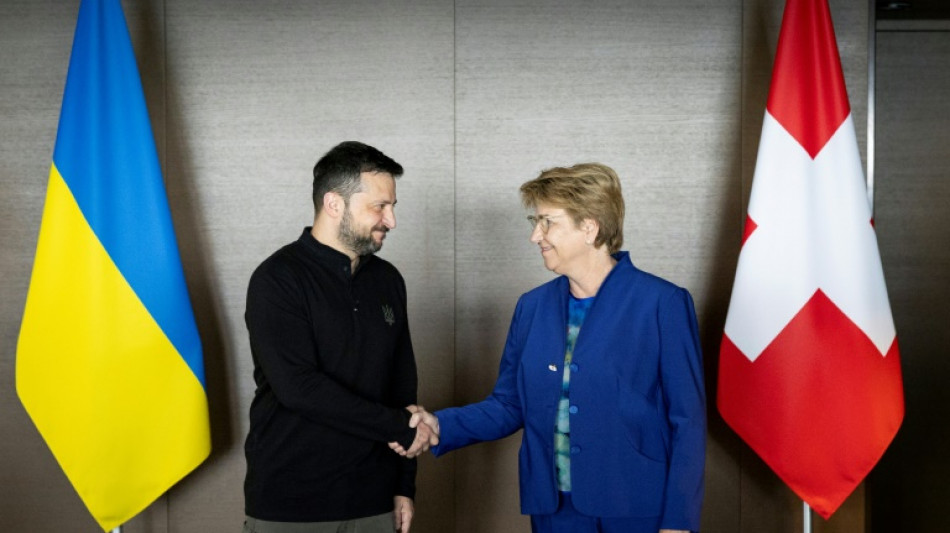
[519, 163, 625, 254]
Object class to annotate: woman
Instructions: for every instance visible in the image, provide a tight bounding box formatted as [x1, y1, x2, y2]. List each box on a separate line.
[398, 163, 706, 532]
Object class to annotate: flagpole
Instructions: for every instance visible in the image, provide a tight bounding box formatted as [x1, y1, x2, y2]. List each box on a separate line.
[112, 527, 122, 533]
[867, 0, 877, 211]
[803, 502, 812, 533]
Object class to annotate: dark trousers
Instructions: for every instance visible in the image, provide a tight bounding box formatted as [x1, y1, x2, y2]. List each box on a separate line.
[243, 513, 393, 533]
[530, 492, 663, 533]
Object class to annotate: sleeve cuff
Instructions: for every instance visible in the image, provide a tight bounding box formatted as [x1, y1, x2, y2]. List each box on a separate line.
[392, 409, 416, 449]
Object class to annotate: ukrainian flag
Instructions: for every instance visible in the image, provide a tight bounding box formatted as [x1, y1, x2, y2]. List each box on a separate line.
[16, 0, 210, 530]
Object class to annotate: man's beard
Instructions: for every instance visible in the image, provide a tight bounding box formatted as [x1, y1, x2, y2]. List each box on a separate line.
[339, 207, 386, 256]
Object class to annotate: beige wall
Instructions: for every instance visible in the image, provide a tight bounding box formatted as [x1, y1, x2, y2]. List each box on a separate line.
[4, 1, 942, 532]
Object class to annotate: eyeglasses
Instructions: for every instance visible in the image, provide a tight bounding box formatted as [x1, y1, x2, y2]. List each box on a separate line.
[526, 214, 565, 234]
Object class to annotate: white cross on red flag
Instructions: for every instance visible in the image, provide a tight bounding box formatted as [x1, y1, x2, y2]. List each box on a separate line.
[717, 0, 904, 519]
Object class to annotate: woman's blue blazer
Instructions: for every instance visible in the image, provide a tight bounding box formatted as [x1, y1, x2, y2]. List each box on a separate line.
[433, 252, 706, 531]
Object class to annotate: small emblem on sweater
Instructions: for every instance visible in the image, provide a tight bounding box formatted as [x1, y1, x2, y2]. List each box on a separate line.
[382, 304, 395, 326]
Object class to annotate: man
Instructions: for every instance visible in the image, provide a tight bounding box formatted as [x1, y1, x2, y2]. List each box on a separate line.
[244, 141, 435, 533]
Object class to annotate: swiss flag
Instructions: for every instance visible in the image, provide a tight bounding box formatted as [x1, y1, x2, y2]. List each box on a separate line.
[717, 0, 904, 519]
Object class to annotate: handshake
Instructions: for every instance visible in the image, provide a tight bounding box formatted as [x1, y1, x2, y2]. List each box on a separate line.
[389, 405, 440, 459]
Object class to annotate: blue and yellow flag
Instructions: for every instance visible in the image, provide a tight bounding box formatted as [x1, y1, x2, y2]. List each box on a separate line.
[16, 0, 210, 530]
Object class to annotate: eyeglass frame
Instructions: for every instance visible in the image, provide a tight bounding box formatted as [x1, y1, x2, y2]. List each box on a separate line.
[526, 213, 567, 234]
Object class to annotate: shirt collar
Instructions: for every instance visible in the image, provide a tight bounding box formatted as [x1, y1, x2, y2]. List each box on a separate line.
[298, 227, 374, 277]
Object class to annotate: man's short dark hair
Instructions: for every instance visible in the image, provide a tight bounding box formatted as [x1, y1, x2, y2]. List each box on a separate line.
[312, 141, 403, 214]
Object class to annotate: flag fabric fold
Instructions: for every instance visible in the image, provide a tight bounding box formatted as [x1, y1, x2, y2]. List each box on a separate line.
[16, 0, 211, 530]
[718, 0, 903, 519]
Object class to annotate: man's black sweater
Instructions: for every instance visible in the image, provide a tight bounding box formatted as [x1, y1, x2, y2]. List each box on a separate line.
[244, 228, 418, 522]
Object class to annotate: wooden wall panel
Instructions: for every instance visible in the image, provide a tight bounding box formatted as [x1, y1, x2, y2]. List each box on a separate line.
[453, 1, 740, 532]
[0, 1, 918, 531]
[869, 29, 950, 533]
[159, 1, 456, 531]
